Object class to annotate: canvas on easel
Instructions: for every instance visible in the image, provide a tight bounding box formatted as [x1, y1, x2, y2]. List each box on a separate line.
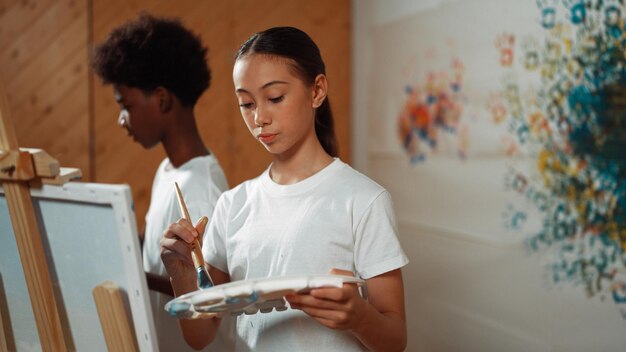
[0, 182, 158, 351]
[0, 82, 157, 351]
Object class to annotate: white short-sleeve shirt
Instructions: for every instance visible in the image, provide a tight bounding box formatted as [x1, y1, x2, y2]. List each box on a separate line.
[203, 158, 408, 351]
[143, 154, 233, 352]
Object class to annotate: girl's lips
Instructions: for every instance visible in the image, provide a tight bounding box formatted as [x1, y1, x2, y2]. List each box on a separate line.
[258, 133, 277, 143]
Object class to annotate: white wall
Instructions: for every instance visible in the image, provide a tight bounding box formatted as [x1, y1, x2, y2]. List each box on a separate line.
[351, 1, 626, 351]
[352, 0, 453, 173]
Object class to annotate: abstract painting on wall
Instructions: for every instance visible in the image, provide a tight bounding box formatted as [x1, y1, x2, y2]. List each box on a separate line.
[370, 0, 626, 316]
[498, 0, 626, 312]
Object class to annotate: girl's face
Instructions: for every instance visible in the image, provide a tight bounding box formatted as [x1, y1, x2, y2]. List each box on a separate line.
[233, 54, 324, 157]
[113, 85, 165, 149]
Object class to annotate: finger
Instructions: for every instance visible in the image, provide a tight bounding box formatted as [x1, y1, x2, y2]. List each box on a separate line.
[164, 222, 196, 243]
[286, 292, 346, 310]
[195, 216, 209, 246]
[177, 218, 199, 237]
[195, 216, 209, 234]
[160, 236, 192, 255]
[310, 285, 357, 302]
[160, 238, 195, 266]
[329, 268, 354, 277]
[298, 306, 350, 328]
[309, 287, 346, 301]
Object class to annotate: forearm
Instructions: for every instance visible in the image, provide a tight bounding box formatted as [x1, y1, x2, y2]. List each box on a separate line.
[170, 274, 220, 350]
[351, 304, 406, 351]
[287, 268, 408, 350]
[145, 272, 174, 296]
[160, 219, 228, 349]
[351, 269, 407, 351]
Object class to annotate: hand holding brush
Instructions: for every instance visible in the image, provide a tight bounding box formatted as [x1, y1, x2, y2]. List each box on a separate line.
[174, 182, 214, 289]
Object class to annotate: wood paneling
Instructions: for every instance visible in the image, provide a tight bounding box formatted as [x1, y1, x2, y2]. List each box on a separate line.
[0, 0, 89, 180]
[1, 0, 350, 227]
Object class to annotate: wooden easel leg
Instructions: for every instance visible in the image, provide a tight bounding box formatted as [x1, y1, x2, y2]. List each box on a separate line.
[0, 273, 16, 352]
[0, 83, 68, 351]
[93, 281, 138, 352]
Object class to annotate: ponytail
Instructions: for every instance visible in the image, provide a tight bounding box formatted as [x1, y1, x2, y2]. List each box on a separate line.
[315, 97, 338, 157]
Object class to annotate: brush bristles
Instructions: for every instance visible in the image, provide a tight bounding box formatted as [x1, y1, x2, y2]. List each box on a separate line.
[197, 266, 214, 289]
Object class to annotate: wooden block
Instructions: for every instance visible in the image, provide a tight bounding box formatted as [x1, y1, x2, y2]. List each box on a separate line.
[93, 281, 138, 352]
[0, 149, 35, 181]
[39, 167, 82, 185]
[20, 148, 60, 178]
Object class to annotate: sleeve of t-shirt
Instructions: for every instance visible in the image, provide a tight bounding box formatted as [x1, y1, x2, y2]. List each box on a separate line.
[202, 194, 229, 274]
[354, 190, 409, 279]
[144, 161, 165, 226]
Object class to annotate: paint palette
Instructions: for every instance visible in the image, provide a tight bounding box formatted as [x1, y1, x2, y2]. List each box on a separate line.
[165, 274, 365, 319]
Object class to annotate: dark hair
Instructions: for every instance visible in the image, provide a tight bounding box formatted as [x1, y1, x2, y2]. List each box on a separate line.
[235, 27, 338, 157]
[91, 12, 210, 107]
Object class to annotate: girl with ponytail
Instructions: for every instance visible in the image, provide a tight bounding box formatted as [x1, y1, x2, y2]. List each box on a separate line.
[161, 27, 408, 351]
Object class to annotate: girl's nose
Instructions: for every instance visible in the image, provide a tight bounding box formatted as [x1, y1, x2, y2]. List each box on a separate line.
[254, 108, 271, 127]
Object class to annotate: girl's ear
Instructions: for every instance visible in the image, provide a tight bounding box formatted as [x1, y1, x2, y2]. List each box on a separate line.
[311, 74, 328, 108]
[155, 87, 173, 113]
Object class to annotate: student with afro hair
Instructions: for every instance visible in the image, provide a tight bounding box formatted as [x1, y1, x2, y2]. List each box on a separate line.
[92, 13, 232, 351]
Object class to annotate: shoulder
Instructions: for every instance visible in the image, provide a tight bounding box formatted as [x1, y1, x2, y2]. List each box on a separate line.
[154, 158, 170, 176]
[149, 158, 173, 194]
[328, 159, 387, 199]
[185, 154, 229, 190]
[186, 154, 222, 174]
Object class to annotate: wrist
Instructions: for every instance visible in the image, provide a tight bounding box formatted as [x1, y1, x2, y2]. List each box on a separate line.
[350, 297, 374, 336]
[170, 275, 198, 296]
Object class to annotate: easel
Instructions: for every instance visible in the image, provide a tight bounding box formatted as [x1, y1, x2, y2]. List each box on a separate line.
[0, 82, 137, 351]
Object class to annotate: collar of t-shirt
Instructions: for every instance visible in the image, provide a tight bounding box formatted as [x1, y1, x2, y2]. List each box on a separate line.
[163, 154, 214, 172]
[260, 157, 343, 197]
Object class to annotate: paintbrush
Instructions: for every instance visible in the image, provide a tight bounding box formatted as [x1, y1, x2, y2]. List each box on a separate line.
[174, 182, 214, 289]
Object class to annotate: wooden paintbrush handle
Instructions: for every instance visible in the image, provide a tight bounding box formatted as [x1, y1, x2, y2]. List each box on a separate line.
[175, 182, 206, 269]
[191, 242, 204, 268]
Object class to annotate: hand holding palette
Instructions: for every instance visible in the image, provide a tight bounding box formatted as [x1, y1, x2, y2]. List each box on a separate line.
[165, 275, 365, 319]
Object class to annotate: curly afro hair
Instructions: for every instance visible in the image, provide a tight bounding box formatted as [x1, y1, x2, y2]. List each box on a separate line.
[92, 12, 210, 107]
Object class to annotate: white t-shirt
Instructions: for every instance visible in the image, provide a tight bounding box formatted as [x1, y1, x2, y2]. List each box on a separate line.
[143, 154, 233, 352]
[203, 158, 409, 351]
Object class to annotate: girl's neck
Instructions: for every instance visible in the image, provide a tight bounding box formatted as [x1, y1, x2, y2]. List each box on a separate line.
[162, 110, 209, 168]
[269, 141, 333, 185]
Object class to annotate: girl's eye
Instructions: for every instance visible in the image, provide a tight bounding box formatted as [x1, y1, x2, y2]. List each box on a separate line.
[269, 96, 284, 103]
[239, 102, 253, 109]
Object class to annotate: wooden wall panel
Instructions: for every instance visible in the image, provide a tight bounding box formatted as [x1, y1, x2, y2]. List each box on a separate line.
[227, 0, 352, 186]
[92, 0, 351, 226]
[0, 0, 90, 179]
[1, 0, 350, 227]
